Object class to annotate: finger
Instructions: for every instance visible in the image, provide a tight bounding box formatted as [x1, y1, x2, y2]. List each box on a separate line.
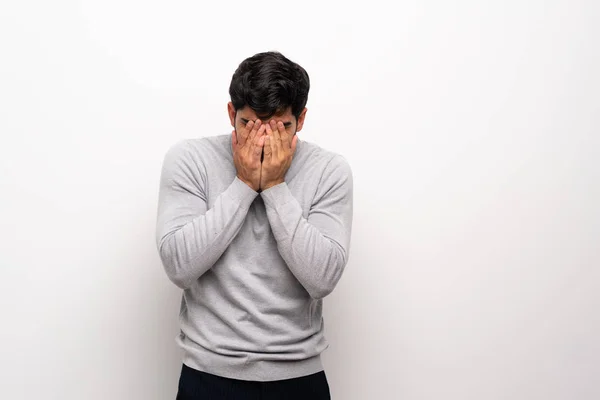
[256, 123, 266, 140]
[265, 121, 277, 159]
[270, 120, 281, 142]
[239, 120, 253, 146]
[246, 119, 261, 146]
[277, 121, 290, 150]
[263, 134, 272, 161]
[253, 119, 262, 134]
[252, 125, 266, 158]
[265, 120, 272, 135]
[245, 119, 261, 152]
[269, 120, 281, 157]
[253, 131, 266, 158]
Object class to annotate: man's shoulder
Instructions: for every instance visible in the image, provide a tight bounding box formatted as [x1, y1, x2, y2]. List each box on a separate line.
[171, 133, 228, 151]
[163, 134, 230, 162]
[299, 139, 351, 172]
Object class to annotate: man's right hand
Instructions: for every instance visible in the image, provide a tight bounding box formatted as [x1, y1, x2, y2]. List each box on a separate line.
[232, 119, 266, 192]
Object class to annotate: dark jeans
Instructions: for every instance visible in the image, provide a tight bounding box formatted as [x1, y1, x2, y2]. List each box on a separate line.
[176, 363, 331, 400]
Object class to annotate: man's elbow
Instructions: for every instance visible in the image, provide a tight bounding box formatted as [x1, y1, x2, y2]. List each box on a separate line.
[164, 265, 191, 289]
[158, 236, 193, 290]
[308, 284, 334, 300]
[160, 255, 192, 290]
[307, 272, 343, 300]
[307, 253, 347, 300]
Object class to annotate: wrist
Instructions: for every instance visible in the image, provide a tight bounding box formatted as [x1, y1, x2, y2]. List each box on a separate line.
[237, 175, 257, 191]
[262, 179, 285, 190]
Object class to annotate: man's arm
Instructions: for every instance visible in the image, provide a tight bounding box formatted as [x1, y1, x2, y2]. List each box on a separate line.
[260, 155, 354, 299]
[156, 140, 259, 289]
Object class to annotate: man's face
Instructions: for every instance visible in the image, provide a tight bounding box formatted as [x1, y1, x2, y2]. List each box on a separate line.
[227, 103, 307, 161]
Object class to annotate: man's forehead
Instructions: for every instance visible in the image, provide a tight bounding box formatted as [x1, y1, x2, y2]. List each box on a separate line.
[237, 107, 293, 122]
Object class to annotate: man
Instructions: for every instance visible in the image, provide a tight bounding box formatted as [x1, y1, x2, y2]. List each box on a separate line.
[156, 51, 353, 399]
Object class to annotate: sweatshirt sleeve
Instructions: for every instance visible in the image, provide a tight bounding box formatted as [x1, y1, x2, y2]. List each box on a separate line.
[156, 140, 259, 289]
[260, 154, 354, 299]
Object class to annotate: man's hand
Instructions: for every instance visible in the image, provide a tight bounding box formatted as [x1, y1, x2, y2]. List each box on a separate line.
[232, 120, 266, 192]
[261, 120, 298, 191]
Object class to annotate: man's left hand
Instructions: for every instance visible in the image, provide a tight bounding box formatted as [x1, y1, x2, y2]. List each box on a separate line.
[260, 120, 298, 191]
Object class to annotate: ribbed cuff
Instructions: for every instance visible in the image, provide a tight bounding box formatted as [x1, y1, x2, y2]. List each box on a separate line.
[227, 176, 260, 208]
[260, 181, 293, 209]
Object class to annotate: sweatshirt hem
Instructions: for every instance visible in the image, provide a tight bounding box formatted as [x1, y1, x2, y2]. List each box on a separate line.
[179, 338, 324, 382]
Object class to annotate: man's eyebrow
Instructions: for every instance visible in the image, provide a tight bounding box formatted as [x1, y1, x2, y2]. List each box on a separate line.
[240, 117, 292, 127]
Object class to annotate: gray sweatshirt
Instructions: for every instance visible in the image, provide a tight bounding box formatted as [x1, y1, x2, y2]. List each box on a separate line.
[155, 133, 353, 381]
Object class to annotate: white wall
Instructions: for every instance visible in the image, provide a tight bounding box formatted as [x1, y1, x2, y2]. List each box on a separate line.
[1, 1, 598, 399]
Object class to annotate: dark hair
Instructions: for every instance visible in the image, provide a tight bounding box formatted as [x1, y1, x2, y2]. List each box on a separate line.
[229, 51, 310, 120]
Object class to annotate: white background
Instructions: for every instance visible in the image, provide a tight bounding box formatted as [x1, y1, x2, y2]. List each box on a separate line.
[1, 1, 599, 399]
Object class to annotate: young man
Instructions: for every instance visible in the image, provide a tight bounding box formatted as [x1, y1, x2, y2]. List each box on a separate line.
[156, 51, 354, 399]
